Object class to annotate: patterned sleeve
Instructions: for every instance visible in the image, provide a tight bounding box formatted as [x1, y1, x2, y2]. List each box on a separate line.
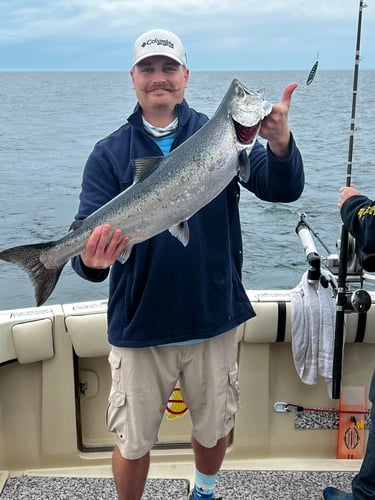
[341, 195, 375, 271]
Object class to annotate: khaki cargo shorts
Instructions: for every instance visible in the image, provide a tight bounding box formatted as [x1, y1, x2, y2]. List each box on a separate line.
[106, 329, 240, 459]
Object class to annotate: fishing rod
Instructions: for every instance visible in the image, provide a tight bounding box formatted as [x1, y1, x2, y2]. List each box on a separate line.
[331, 0, 367, 400]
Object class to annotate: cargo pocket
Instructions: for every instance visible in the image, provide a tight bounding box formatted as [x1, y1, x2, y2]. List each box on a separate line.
[108, 349, 122, 391]
[106, 349, 127, 440]
[224, 365, 240, 426]
[106, 389, 126, 436]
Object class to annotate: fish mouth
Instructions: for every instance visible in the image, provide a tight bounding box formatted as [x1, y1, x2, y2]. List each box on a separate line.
[233, 119, 260, 145]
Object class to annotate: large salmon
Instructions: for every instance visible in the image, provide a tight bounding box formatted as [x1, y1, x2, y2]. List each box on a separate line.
[0, 79, 272, 306]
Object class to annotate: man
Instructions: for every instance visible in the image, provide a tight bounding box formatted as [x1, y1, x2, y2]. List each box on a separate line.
[71, 29, 304, 500]
[323, 186, 375, 500]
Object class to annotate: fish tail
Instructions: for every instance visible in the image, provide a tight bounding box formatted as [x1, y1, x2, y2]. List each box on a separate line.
[0, 242, 66, 306]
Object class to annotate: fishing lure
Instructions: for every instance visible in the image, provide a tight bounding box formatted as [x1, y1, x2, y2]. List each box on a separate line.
[305, 53, 319, 86]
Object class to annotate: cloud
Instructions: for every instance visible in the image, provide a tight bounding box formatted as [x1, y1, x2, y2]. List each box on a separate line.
[0, 0, 373, 70]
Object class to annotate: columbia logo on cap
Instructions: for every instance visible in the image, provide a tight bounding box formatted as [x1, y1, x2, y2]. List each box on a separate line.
[141, 38, 174, 50]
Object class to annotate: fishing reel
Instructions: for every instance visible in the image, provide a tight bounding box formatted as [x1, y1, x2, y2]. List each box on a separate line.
[337, 232, 362, 275]
[348, 288, 372, 313]
[336, 234, 373, 312]
[325, 234, 361, 276]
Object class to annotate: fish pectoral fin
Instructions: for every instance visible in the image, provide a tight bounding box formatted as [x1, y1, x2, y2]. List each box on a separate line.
[238, 150, 251, 183]
[132, 157, 164, 183]
[117, 243, 133, 264]
[169, 221, 190, 247]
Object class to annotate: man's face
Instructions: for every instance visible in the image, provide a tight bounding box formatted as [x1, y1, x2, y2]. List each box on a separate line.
[130, 56, 189, 114]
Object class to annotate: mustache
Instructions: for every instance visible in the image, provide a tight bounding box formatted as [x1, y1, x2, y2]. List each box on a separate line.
[149, 83, 173, 91]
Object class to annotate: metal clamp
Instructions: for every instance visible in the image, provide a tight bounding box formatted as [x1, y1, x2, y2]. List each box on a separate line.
[273, 402, 304, 413]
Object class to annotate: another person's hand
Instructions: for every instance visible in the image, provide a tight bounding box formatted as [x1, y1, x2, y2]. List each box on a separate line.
[260, 82, 298, 158]
[338, 186, 361, 209]
[81, 224, 130, 269]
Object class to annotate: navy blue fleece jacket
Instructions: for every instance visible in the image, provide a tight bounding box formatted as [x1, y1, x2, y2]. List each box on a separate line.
[71, 99, 304, 347]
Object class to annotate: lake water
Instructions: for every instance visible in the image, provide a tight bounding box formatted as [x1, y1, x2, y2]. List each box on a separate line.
[0, 69, 374, 310]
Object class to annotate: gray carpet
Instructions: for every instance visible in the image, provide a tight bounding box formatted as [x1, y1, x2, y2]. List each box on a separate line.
[0, 470, 356, 499]
[0, 476, 188, 500]
[216, 470, 356, 499]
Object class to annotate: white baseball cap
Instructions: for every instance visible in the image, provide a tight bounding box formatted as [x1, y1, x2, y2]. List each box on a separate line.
[132, 29, 187, 67]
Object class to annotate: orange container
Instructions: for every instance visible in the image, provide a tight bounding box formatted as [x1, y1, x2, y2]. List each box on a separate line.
[337, 386, 366, 459]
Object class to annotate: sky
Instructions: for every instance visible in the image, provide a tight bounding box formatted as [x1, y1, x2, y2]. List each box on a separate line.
[0, 0, 374, 71]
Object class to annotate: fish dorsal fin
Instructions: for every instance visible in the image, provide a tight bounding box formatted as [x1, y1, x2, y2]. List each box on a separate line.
[69, 220, 84, 231]
[132, 157, 164, 184]
[169, 221, 190, 247]
[238, 150, 251, 183]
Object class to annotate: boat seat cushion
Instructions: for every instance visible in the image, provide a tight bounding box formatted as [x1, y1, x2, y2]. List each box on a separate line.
[12, 318, 54, 364]
[65, 313, 110, 357]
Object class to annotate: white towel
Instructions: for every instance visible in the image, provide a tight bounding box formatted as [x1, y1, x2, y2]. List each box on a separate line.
[290, 269, 338, 386]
